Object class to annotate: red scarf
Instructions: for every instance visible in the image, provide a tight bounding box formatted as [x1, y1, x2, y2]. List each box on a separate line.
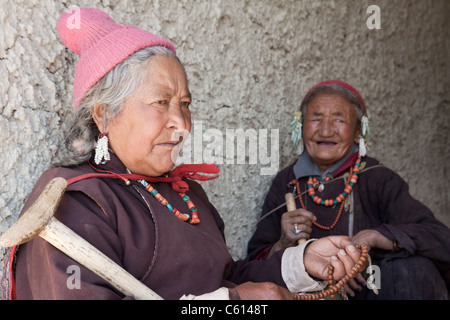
[67, 163, 220, 193]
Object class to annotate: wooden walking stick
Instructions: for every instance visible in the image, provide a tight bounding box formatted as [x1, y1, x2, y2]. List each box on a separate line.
[0, 177, 163, 300]
[285, 193, 307, 245]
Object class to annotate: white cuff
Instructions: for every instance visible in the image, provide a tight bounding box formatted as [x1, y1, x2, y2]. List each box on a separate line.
[180, 287, 230, 300]
[281, 239, 327, 293]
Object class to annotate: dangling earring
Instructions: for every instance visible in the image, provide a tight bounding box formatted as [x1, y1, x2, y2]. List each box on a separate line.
[359, 115, 370, 157]
[94, 113, 110, 165]
[359, 135, 367, 157]
[94, 133, 110, 165]
[289, 111, 304, 155]
[296, 139, 304, 155]
[361, 115, 370, 137]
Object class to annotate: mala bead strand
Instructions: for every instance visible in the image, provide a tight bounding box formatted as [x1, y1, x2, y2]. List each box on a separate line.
[293, 244, 368, 300]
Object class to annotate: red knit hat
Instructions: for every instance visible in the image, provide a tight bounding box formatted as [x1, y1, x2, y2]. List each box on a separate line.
[56, 7, 176, 109]
[303, 80, 367, 115]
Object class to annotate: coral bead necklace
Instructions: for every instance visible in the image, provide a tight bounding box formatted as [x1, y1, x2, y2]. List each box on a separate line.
[293, 154, 362, 230]
[307, 154, 362, 207]
[87, 161, 201, 224]
[139, 179, 200, 224]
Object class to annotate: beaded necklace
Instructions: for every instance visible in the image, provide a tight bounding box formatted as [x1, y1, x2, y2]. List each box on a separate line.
[87, 162, 200, 224]
[292, 244, 368, 300]
[292, 154, 362, 230]
[138, 180, 200, 224]
[307, 154, 362, 206]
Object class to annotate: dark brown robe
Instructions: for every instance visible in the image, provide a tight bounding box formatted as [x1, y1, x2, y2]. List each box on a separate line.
[247, 154, 450, 299]
[13, 154, 286, 299]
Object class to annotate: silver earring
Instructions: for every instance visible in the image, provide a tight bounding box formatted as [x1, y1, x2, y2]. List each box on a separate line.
[359, 115, 370, 157]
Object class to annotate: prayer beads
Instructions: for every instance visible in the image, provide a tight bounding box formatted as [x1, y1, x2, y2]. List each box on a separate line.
[293, 244, 368, 300]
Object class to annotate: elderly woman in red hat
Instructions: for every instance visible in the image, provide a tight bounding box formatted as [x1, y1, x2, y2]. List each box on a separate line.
[246, 80, 450, 299]
[3, 9, 365, 300]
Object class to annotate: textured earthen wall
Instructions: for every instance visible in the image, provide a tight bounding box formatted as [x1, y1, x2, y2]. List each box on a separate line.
[0, 0, 449, 280]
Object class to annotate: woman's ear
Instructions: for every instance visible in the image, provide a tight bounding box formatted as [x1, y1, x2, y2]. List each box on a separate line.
[92, 104, 107, 133]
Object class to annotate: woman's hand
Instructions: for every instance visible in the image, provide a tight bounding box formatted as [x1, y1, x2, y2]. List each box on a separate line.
[352, 229, 394, 251]
[303, 236, 363, 281]
[268, 209, 316, 258]
[230, 236, 367, 300]
[229, 282, 294, 300]
[341, 229, 394, 297]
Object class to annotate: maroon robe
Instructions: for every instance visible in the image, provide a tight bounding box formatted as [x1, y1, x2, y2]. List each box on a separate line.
[13, 154, 286, 299]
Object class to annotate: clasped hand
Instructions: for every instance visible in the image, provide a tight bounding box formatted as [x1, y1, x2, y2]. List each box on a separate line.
[230, 235, 364, 300]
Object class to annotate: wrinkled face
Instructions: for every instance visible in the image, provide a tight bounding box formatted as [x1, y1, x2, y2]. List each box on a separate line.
[303, 93, 360, 172]
[105, 55, 191, 176]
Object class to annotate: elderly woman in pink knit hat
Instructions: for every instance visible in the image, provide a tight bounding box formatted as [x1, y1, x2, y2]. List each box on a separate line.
[5, 8, 365, 300]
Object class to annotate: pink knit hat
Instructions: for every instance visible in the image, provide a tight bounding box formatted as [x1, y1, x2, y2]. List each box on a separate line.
[56, 8, 176, 109]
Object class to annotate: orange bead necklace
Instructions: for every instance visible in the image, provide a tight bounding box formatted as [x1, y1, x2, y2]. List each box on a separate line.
[87, 161, 200, 224]
[139, 179, 200, 224]
[292, 154, 362, 230]
[307, 155, 362, 207]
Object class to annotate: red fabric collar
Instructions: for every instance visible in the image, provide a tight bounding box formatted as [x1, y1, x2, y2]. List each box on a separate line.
[67, 163, 220, 193]
[333, 152, 360, 178]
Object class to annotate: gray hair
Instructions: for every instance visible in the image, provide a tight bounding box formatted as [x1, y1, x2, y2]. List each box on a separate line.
[56, 46, 178, 167]
[299, 83, 365, 125]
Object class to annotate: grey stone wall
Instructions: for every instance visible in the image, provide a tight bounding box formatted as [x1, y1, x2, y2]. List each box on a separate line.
[0, 0, 449, 281]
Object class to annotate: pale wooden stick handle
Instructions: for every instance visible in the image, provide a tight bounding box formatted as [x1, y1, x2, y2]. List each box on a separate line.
[40, 217, 163, 300]
[285, 193, 306, 245]
[285, 193, 297, 212]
